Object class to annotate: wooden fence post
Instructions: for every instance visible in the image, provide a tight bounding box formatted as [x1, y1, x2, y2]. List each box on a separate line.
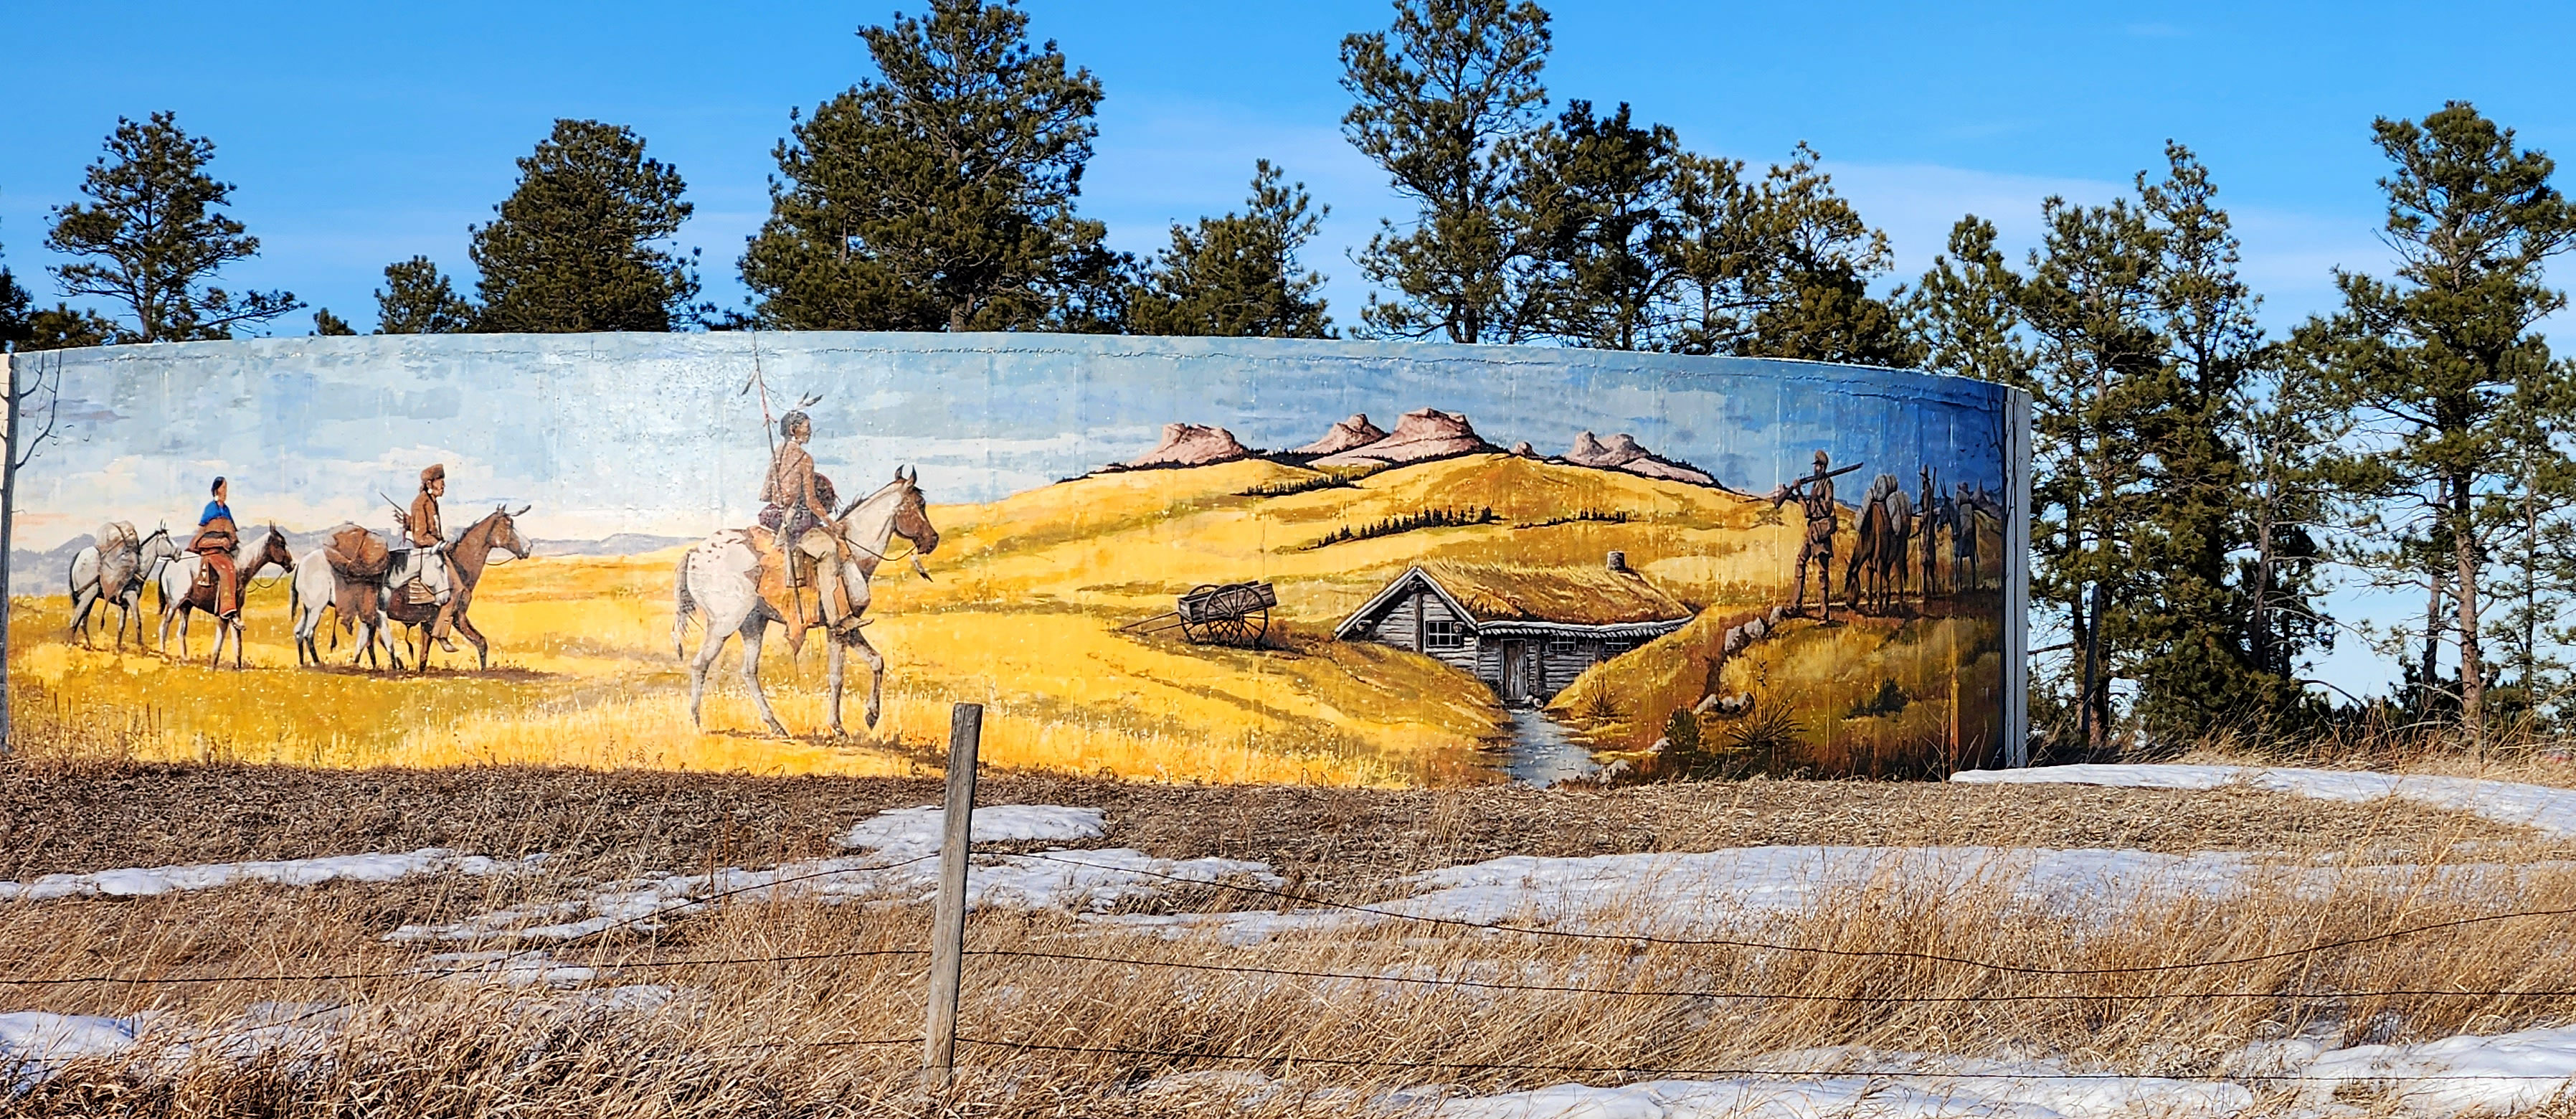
[922, 702, 982, 1090]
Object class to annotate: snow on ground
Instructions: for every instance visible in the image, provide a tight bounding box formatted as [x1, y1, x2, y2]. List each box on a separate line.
[1104, 844, 2565, 945]
[0, 1013, 143, 1088]
[1953, 763, 2576, 837]
[0, 849, 541, 902]
[387, 805, 1274, 944]
[1153, 1033, 2576, 1118]
[2273, 1024, 2576, 1115]
[1399, 1061, 2255, 1119]
[835, 804, 1107, 855]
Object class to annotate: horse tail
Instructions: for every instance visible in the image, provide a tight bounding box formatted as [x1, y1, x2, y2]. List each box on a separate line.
[671, 554, 696, 660]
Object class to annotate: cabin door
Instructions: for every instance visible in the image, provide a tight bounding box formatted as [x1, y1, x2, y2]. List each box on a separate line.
[1501, 641, 1529, 704]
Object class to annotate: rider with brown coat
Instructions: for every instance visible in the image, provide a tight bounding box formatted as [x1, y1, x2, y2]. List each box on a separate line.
[403, 464, 462, 652]
[189, 477, 242, 620]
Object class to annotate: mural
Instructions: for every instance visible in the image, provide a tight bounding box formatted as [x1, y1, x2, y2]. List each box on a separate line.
[4, 334, 2027, 785]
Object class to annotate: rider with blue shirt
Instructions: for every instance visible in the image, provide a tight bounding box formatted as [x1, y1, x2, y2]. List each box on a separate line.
[188, 476, 241, 620]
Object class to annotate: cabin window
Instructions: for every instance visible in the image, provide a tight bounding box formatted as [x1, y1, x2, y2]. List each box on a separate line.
[1424, 619, 1467, 650]
[1548, 635, 1579, 656]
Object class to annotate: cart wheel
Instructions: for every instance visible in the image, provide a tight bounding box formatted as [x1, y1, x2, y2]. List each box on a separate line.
[1204, 608, 1267, 648]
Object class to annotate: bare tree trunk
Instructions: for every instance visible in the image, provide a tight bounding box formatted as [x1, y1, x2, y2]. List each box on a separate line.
[0, 354, 18, 756]
[2523, 480, 2539, 713]
[2422, 479, 2448, 724]
[2457, 505, 2486, 759]
[2250, 495, 2276, 677]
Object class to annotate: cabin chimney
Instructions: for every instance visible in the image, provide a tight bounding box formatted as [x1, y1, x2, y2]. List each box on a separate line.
[1606, 550, 1629, 573]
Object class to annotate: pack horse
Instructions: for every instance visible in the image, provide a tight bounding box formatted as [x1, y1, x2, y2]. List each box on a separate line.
[68, 521, 180, 648]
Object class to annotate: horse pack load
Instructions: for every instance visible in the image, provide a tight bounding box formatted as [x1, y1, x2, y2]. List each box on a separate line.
[324, 524, 394, 579]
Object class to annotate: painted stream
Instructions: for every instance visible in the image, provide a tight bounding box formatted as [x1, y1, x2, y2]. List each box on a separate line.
[1502, 709, 1603, 786]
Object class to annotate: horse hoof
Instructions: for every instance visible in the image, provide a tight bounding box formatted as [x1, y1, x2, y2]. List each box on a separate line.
[764, 722, 790, 738]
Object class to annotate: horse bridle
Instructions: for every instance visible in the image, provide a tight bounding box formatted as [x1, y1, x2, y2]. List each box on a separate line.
[830, 487, 932, 577]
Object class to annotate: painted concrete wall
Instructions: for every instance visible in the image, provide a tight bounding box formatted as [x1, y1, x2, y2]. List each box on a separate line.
[5, 334, 2027, 780]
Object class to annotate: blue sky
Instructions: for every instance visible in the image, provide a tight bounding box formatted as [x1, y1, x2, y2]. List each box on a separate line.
[4, 0, 2572, 698]
[8, 0, 2572, 334]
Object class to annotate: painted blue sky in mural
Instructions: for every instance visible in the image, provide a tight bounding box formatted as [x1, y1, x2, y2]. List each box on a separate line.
[9, 336, 2012, 551]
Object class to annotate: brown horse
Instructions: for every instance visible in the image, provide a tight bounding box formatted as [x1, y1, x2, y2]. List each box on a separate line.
[156, 526, 297, 669]
[380, 505, 531, 673]
[1841, 475, 1913, 616]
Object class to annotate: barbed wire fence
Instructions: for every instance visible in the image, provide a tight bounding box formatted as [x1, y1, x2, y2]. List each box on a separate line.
[16, 702, 2576, 1100]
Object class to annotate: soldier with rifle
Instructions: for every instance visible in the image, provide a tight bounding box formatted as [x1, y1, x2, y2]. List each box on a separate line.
[1769, 450, 1862, 618]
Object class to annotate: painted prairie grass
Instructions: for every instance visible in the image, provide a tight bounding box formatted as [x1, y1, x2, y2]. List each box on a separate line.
[9, 451, 2002, 787]
[6, 804, 2574, 1118]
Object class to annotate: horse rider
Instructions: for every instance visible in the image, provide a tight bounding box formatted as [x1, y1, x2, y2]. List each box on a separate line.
[1775, 450, 1840, 618]
[760, 410, 858, 638]
[402, 463, 462, 652]
[190, 476, 242, 622]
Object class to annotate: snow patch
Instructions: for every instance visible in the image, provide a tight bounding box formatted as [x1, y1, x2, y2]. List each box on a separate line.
[392, 805, 1259, 944]
[1952, 764, 2576, 837]
[0, 849, 541, 902]
[0, 1013, 141, 1087]
[1104, 844, 2576, 946]
[835, 803, 1108, 856]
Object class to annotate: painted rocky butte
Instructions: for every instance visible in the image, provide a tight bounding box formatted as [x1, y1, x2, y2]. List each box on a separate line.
[6, 334, 2027, 783]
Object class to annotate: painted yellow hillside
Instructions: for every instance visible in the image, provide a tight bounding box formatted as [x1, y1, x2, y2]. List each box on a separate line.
[899, 453, 1805, 627]
[14, 450, 1959, 785]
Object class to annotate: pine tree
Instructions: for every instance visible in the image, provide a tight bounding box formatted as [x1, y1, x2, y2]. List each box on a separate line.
[374, 255, 478, 334]
[470, 119, 702, 333]
[311, 308, 356, 336]
[1924, 150, 2334, 750]
[742, 0, 1118, 333]
[1340, 0, 1551, 343]
[1906, 217, 2035, 390]
[1513, 100, 1675, 349]
[1657, 144, 1907, 364]
[44, 113, 300, 341]
[2124, 145, 2298, 738]
[2015, 192, 2163, 755]
[2305, 102, 2576, 751]
[0, 258, 28, 351]
[1733, 148, 1910, 365]
[1130, 161, 1333, 338]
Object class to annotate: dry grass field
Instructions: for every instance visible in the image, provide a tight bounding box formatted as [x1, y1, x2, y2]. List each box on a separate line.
[4, 757, 2576, 1117]
[10, 452, 2009, 786]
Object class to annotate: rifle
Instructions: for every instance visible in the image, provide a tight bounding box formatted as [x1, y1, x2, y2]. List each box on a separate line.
[1768, 461, 1865, 504]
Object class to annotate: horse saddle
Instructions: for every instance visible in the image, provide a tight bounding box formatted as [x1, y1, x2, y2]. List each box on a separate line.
[749, 532, 821, 620]
[324, 524, 393, 580]
[744, 528, 857, 652]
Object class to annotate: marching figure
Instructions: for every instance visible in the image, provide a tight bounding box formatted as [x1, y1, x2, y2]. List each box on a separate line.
[400, 463, 462, 652]
[760, 410, 858, 640]
[1772, 450, 1852, 618]
[190, 476, 241, 622]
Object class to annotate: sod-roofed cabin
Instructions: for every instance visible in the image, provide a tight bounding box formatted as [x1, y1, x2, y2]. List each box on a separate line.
[1335, 552, 1694, 705]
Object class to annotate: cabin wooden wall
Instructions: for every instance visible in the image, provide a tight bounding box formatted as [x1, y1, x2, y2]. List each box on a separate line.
[1358, 585, 1479, 675]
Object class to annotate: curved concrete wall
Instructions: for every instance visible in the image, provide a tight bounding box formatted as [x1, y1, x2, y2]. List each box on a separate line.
[6, 334, 2027, 779]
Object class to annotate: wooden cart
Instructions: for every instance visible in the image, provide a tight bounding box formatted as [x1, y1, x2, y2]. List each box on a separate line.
[1119, 581, 1277, 647]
